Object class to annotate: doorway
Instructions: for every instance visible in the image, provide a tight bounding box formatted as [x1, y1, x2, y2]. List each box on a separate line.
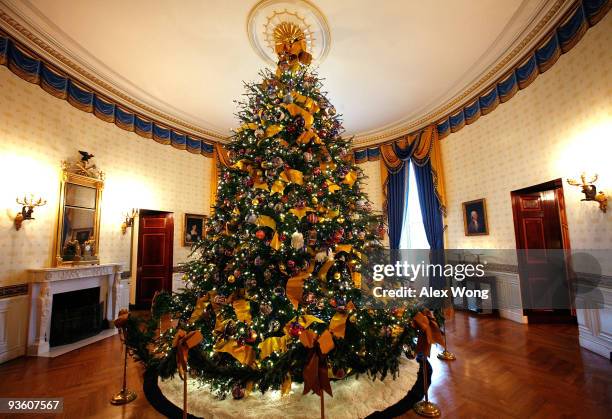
[135, 209, 174, 308]
[511, 179, 575, 323]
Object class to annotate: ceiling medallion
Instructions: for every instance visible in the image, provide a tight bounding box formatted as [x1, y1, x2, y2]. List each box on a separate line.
[247, 0, 330, 66]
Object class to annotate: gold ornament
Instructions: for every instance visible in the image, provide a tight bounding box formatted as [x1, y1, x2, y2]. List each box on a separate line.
[252, 198, 260, 206]
[228, 275, 236, 283]
[311, 196, 318, 205]
[333, 272, 341, 280]
[337, 216, 345, 224]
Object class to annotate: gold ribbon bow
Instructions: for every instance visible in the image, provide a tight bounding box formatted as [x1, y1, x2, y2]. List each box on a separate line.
[289, 206, 313, 220]
[258, 335, 289, 360]
[265, 124, 283, 138]
[215, 339, 256, 366]
[188, 295, 210, 323]
[328, 302, 356, 338]
[300, 329, 334, 397]
[256, 215, 276, 231]
[173, 329, 203, 380]
[286, 263, 315, 308]
[413, 310, 444, 357]
[280, 168, 304, 185]
[114, 308, 129, 329]
[232, 299, 252, 324]
[342, 170, 358, 187]
[282, 103, 314, 129]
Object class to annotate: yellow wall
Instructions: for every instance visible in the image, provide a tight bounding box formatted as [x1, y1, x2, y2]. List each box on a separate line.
[359, 14, 611, 272]
[441, 13, 611, 266]
[0, 65, 213, 287]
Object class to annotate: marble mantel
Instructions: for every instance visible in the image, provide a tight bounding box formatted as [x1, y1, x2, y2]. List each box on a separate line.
[27, 264, 128, 357]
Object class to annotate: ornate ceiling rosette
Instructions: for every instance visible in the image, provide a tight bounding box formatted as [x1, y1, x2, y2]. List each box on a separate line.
[247, 0, 331, 66]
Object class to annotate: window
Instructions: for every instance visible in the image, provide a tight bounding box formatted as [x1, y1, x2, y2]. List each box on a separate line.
[399, 161, 429, 249]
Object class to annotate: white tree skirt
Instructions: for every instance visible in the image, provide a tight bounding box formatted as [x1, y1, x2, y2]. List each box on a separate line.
[158, 357, 419, 419]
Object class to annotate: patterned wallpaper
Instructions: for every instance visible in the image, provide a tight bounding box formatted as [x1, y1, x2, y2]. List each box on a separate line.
[0, 66, 213, 287]
[441, 14, 611, 272]
[357, 14, 611, 273]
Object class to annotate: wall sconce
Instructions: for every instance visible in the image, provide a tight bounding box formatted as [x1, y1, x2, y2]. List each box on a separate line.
[121, 208, 138, 235]
[567, 173, 608, 213]
[14, 194, 47, 230]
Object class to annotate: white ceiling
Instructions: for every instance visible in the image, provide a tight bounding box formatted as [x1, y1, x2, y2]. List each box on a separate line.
[4, 0, 551, 143]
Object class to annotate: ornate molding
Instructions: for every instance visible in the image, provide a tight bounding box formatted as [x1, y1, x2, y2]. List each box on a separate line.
[352, 0, 575, 146]
[28, 263, 121, 283]
[0, 3, 227, 142]
[0, 0, 606, 150]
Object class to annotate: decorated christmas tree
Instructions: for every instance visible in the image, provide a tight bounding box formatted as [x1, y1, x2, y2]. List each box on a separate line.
[130, 22, 434, 402]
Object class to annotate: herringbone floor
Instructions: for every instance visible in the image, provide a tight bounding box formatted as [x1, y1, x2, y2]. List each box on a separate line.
[0, 312, 609, 418]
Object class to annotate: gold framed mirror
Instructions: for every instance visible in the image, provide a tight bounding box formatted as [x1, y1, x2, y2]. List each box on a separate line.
[54, 153, 104, 266]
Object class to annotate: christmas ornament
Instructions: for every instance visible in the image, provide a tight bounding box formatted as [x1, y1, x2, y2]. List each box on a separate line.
[260, 303, 272, 316]
[291, 232, 304, 249]
[255, 230, 266, 240]
[288, 321, 304, 337]
[227, 274, 236, 283]
[232, 384, 245, 400]
[268, 319, 281, 333]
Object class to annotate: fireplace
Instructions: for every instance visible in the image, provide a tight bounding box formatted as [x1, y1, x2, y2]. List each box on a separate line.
[27, 264, 128, 357]
[49, 287, 105, 347]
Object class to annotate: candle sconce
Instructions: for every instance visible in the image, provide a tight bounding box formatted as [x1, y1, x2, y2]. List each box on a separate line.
[14, 194, 47, 230]
[121, 208, 138, 235]
[567, 173, 608, 213]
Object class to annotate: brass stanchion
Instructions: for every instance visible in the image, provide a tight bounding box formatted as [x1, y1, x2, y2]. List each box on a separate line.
[413, 355, 441, 418]
[173, 330, 203, 419]
[111, 310, 137, 405]
[437, 322, 456, 361]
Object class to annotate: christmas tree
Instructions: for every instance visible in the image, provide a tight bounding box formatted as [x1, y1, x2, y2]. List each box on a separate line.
[132, 22, 428, 400]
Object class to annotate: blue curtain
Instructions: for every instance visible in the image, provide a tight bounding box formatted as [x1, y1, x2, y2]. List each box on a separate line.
[413, 160, 444, 250]
[414, 160, 445, 290]
[387, 163, 407, 249]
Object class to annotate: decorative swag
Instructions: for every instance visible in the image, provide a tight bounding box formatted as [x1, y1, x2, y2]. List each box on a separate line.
[352, 0, 610, 163]
[378, 125, 446, 250]
[0, 32, 215, 157]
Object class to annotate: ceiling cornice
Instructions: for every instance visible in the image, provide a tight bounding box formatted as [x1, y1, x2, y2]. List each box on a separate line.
[0, 0, 229, 143]
[352, 0, 574, 147]
[0, 0, 578, 148]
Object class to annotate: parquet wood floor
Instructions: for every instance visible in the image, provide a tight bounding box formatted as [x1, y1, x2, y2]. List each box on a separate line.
[0, 312, 609, 418]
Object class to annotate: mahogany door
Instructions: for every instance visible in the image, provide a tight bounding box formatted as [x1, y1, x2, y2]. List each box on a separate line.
[136, 210, 174, 308]
[511, 179, 574, 323]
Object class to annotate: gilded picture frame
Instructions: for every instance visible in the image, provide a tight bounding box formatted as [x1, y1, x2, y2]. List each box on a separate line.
[462, 198, 489, 236]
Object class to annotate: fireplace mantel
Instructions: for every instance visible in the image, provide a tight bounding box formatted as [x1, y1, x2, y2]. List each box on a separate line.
[27, 263, 128, 356]
[29, 264, 121, 283]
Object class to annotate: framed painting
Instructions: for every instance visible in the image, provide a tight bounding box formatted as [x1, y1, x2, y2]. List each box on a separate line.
[183, 213, 206, 246]
[462, 198, 489, 236]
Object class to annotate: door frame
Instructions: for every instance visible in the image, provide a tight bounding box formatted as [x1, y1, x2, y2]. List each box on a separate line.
[134, 209, 174, 309]
[510, 179, 575, 322]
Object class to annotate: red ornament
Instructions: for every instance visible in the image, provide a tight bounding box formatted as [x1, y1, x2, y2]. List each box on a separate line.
[307, 213, 318, 224]
[279, 233, 287, 241]
[288, 321, 304, 338]
[287, 260, 296, 269]
[255, 230, 266, 240]
[313, 167, 321, 176]
[333, 367, 346, 379]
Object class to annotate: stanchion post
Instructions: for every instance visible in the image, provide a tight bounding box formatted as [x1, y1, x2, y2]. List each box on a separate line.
[413, 354, 441, 417]
[110, 319, 137, 405]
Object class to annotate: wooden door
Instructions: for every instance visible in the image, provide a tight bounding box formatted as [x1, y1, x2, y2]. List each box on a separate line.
[511, 179, 574, 323]
[136, 210, 174, 308]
